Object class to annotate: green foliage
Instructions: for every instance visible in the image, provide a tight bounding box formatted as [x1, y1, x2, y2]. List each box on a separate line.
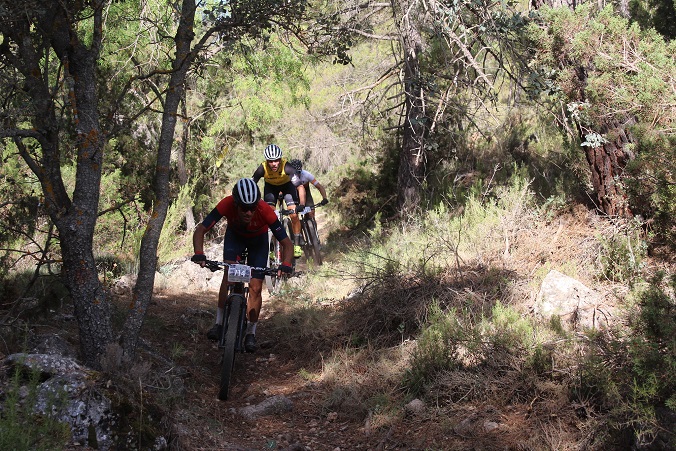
[528, 5, 676, 243]
[404, 299, 545, 397]
[94, 168, 148, 268]
[485, 301, 536, 353]
[630, 0, 676, 39]
[0, 270, 70, 319]
[331, 141, 399, 233]
[0, 366, 70, 450]
[195, 37, 311, 143]
[158, 183, 194, 264]
[404, 304, 465, 395]
[596, 221, 647, 283]
[0, 143, 43, 270]
[576, 273, 676, 447]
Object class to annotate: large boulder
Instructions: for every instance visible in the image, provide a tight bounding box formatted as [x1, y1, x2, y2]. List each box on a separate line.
[4, 353, 116, 449]
[533, 270, 613, 331]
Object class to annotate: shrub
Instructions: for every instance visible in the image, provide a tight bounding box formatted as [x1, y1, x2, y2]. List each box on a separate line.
[0, 366, 70, 450]
[575, 272, 676, 448]
[596, 220, 647, 283]
[403, 303, 466, 396]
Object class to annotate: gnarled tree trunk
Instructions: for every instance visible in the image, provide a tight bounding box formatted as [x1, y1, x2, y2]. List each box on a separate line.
[583, 117, 636, 217]
[120, 0, 197, 359]
[0, 1, 114, 368]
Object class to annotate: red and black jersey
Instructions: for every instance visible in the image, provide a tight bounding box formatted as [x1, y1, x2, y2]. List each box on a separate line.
[201, 196, 287, 241]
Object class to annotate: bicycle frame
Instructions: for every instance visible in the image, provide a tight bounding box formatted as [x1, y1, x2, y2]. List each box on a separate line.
[266, 194, 297, 292]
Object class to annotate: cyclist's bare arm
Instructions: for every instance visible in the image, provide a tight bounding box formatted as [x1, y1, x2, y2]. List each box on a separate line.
[192, 223, 208, 267]
[279, 237, 294, 270]
[192, 205, 225, 266]
[313, 180, 328, 202]
[297, 184, 307, 206]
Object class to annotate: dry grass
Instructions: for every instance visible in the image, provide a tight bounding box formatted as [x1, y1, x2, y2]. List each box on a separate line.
[4, 183, 667, 450]
[268, 181, 653, 449]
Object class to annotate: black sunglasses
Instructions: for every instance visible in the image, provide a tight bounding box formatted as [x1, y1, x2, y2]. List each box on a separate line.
[238, 203, 257, 212]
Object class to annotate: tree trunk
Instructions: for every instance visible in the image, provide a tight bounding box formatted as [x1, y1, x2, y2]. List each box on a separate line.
[178, 93, 196, 231]
[120, 0, 197, 359]
[583, 117, 636, 217]
[394, 0, 428, 212]
[4, 1, 114, 368]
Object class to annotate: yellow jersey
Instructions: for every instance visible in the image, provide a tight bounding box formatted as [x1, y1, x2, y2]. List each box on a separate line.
[262, 158, 290, 186]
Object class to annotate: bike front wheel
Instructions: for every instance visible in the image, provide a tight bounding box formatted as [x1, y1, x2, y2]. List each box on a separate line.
[219, 295, 244, 401]
[304, 218, 323, 266]
[265, 232, 281, 294]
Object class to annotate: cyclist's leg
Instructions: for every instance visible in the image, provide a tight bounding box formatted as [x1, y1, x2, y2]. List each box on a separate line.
[305, 187, 316, 220]
[282, 183, 302, 257]
[263, 183, 278, 209]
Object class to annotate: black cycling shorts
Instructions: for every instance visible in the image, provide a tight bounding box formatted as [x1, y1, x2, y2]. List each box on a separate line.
[222, 228, 268, 279]
[263, 181, 298, 208]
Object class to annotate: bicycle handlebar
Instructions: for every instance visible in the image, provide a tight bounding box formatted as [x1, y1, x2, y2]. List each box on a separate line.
[280, 202, 325, 216]
[204, 260, 278, 275]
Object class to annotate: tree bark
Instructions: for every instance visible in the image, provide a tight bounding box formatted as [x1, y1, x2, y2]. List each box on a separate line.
[583, 117, 635, 217]
[1, 1, 113, 367]
[120, 0, 197, 359]
[394, 0, 428, 212]
[178, 93, 196, 231]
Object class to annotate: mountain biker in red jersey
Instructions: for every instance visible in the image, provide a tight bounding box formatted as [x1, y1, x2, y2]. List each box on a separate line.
[288, 159, 329, 219]
[251, 144, 303, 259]
[191, 178, 293, 352]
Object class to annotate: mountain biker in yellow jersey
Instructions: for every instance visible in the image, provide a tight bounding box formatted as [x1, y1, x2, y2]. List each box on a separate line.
[191, 178, 293, 352]
[251, 144, 303, 258]
[288, 159, 329, 219]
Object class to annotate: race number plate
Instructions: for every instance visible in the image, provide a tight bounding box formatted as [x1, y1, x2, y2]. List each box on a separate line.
[228, 264, 251, 283]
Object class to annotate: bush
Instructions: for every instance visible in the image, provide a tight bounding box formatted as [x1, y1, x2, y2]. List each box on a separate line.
[0, 366, 70, 450]
[596, 221, 647, 284]
[403, 303, 466, 396]
[575, 273, 676, 448]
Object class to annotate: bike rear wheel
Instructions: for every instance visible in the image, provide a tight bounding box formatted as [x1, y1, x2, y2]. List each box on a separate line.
[219, 294, 244, 400]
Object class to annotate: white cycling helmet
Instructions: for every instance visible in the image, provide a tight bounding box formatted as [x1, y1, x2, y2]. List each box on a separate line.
[232, 178, 260, 206]
[264, 144, 283, 160]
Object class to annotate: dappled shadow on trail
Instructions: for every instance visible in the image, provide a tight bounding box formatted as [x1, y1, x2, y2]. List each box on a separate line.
[135, 260, 582, 451]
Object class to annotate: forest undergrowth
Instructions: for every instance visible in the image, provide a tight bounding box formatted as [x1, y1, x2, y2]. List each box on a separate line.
[1, 176, 675, 450]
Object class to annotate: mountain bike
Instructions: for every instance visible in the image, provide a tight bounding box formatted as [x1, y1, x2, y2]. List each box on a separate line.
[297, 202, 325, 266]
[204, 259, 277, 400]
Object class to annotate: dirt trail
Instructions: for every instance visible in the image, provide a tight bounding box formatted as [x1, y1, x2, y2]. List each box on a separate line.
[140, 281, 539, 451]
[145, 291, 428, 451]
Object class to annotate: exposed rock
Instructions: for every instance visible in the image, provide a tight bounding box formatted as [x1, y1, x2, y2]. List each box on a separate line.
[236, 394, 293, 420]
[153, 271, 170, 293]
[533, 270, 613, 330]
[483, 420, 500, 432]
[4, 353, 115, 450]
[454, 413, 478, 436]
[404, 398, 426, 416]
[111, 273, 135, 296]
[29, 333, 78, 358]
